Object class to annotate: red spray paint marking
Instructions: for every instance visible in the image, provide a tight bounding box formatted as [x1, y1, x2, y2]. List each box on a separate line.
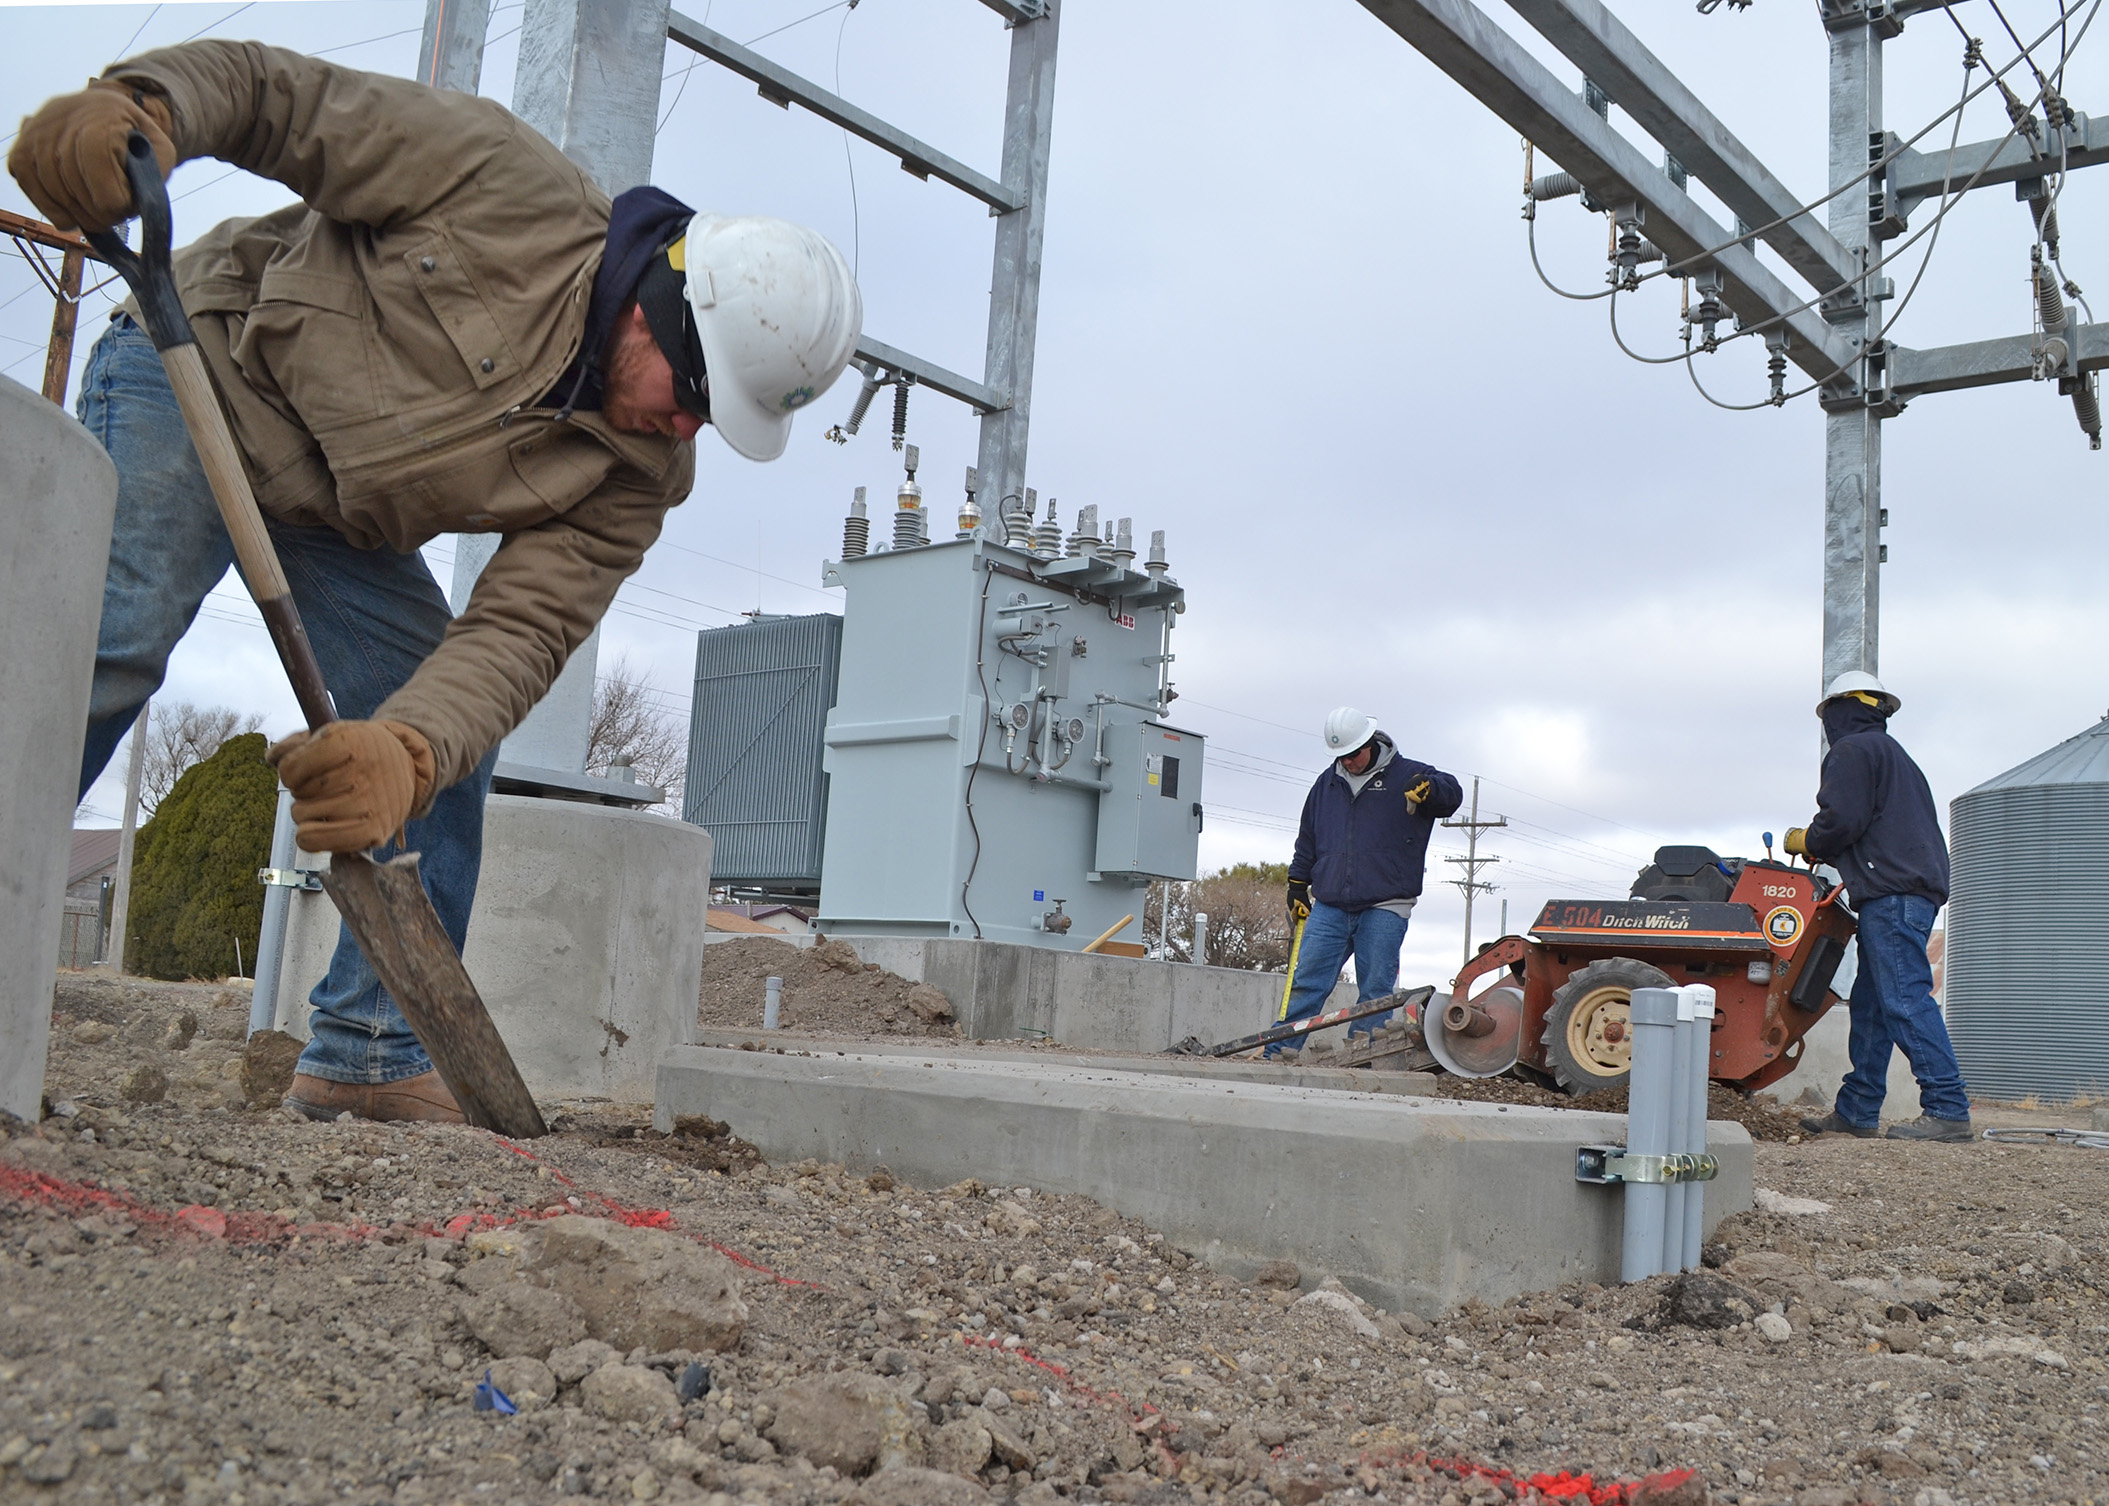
[3, 1158, 1691, 1501]
[489, 1137, 828, 1289]
[0, 1150, 819, 1290]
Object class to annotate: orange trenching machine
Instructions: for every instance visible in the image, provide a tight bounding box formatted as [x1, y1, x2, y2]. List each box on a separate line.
[1424, 846, 1856, 1095]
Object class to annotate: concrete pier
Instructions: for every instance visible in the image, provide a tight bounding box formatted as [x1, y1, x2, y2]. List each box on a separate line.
[654, 1045, 1753, 1316]
[830, 936, 1309, 1053]
[1, 378, 117, 1122]
[274, 795, 711, 1102]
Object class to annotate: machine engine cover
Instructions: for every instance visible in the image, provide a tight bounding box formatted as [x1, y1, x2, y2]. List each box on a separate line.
[1427, 984, 1525, 1078]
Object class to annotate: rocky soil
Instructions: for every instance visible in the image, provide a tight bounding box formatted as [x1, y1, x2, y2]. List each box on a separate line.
[5, 972, 2107, 1506]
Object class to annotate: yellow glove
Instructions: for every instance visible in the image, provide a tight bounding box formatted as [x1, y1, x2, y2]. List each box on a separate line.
[1783, 826, 1809, 857]
[267, 720, 436, 854]
[8, 79, 177, 233]
[1403, 779, 1433, 813]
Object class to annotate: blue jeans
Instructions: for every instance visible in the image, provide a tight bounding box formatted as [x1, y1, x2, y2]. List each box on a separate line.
[75, 316, 494, 1086]
[1268, 898, 1409, 1056]
[1834, 892, 1971, 1125]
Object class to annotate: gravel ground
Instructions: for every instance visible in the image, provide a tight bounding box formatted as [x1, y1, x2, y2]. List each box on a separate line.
[6, 972, 2107, 1506]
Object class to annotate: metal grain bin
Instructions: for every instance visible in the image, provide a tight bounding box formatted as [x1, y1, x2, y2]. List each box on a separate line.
[683, 613, 843, 895]
[1947, 715, 2109, 1101]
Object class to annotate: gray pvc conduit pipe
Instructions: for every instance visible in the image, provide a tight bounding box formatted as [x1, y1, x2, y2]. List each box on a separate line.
[764, 975, 783, 1030]
[1662, 993, 1693, 1275]
[248, 787, 298, 1037]
[1623, 986, 1679, 1282]
[1683, 985, 1717, 1271]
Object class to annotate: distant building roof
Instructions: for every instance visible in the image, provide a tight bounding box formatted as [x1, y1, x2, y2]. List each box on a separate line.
[69, 828, 121, 889]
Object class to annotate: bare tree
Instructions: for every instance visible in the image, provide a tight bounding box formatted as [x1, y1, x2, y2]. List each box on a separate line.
[587, 655, 688, 813]
[140, 701, 265, 817]
[1143, 861, 1295, 972]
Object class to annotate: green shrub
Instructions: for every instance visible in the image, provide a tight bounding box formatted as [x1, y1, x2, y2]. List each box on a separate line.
[127, 731, 275, 981]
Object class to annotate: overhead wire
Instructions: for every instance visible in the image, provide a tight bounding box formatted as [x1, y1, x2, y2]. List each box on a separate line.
[1632, 0, 2085, 289]
[1635, 0, 2101, 409]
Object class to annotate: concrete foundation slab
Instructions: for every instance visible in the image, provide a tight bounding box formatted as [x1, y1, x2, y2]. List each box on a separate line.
[654, 1047, 1753, 1316]
[275, 795, 710, 1102]
[690, 1030, 1437, 1097]
[2, 378, 118, 1122]
[831, 936, 1306, 1053]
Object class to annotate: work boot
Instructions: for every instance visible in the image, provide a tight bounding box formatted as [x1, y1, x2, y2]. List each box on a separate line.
[283, 1071, 465, 1125]
[1798, 1110, 1878, 1138]
[1885, 1114, 1974, 1143]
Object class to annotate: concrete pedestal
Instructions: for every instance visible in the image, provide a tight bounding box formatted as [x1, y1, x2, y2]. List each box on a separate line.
[275, 795, 711, 1102]
[655, 1046, 1754, 1316]
[0, 378, 118, 1121]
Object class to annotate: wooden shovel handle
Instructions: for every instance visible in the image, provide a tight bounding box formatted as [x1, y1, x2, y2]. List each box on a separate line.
[86, 132, 337, 731]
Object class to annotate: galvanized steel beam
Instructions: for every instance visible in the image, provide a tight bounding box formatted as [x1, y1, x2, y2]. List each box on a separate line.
[855, 336, 1006, 415]
[1892, 322, 2109, 395]
[975, 0, 1060, 515]
[1888, 111, 2109, 211]
[514, 0, 670, 197]
[976, 0, 1048, 21]
[1504, 0, 1854, 294]
[1355, 0, 1856, 381]
[666, 10, 1022, 214]
[417, 0, 491, 94]
[1823, 12, 1882, 688]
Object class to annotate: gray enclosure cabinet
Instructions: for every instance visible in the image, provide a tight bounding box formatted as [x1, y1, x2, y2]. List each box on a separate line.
[814, 532, 1202, 949]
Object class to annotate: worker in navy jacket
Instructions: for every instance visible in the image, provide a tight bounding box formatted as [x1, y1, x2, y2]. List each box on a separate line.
[1787, 672, 1971, 1142]
[1271, 708, 1462, 1054]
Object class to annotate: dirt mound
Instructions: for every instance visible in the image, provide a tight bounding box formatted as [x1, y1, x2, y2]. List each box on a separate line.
[1436, 1073, 1809, 1142]
[698, 937, 960, 1041]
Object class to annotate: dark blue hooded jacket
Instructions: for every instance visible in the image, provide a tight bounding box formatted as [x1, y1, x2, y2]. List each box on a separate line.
[1289, 734, 1464, 911]
[1805, 699, 1950, 906]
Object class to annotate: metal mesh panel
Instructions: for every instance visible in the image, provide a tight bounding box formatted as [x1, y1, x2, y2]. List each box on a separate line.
[682, 614, 842, 888]
[1947, 783, 2109, 1102]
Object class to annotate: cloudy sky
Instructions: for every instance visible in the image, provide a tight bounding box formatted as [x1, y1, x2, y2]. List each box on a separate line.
[8, 0, 2105, 991]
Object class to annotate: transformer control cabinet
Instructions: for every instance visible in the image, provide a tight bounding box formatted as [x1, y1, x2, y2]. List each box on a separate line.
[1095, 721, 1205, 879]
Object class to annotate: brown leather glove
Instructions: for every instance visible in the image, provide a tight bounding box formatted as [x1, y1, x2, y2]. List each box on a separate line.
[8, 78, 177, 232]
[266, 720, 437, 854]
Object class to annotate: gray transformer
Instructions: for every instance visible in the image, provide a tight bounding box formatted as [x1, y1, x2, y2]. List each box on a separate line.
[1946, 715, 2109, 1101]
[814, 526, 1202, 948]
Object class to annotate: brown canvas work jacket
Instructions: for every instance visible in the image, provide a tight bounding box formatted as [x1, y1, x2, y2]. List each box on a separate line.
[105, 41, 695, 791]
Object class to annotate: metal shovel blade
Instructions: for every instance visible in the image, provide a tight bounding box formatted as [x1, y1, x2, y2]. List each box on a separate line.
[321, 852, 546, 1138]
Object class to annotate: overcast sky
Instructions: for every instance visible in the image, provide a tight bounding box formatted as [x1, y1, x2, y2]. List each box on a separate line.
[8, 0, 2106, 991]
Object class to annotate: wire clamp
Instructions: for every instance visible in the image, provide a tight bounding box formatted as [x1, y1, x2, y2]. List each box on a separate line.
[258, 867, 324, 892]
[1576, 1146, 1720, 1186]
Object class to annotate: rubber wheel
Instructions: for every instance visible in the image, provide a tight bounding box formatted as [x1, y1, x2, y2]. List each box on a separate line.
[1540, 956, 1674, 1096]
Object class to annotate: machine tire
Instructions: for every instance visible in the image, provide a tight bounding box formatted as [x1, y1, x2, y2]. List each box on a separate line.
[1541, 956, 1674, 1096]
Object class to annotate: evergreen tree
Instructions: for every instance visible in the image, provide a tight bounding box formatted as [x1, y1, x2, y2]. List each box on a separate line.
[127, 731, 276, 981]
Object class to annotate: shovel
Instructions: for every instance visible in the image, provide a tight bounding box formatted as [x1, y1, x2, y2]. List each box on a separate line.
[88, 132, 545, 1138]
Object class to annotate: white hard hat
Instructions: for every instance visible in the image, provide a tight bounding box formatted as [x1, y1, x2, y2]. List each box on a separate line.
[678, 214, 862, 462]
[1816, 670, 1901, 717]
[1322, 706, 1379, 758]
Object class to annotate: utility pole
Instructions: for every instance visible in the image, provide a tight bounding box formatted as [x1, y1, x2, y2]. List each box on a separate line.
[107, 699, 149, 975]
[1361, 0, 2109, 719]
[1442, 777, 1507, 964]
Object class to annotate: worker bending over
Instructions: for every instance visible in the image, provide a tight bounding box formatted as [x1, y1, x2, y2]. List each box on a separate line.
[1788, 674, 1972, 1142]
[1273, 708, 1461, 1054]
[12, 44, 859, 1123]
